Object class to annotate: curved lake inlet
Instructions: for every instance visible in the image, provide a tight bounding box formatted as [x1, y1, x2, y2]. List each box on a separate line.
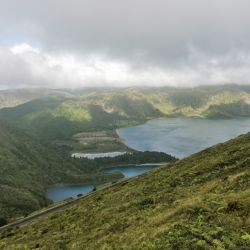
[47, 165, 158, 202]
[48, 117, 250, 202]
[103, 164, 158, 178]
[47, 184, 94, 202]
[117, 117, 250, 158]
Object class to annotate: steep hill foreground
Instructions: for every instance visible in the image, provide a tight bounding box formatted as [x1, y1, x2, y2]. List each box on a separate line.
[0, 133, 249, 249]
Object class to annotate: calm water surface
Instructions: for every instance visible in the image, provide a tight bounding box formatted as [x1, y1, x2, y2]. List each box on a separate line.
[47, 165, 157, 201]
[104, 165, 157, 178]
[48, 118, 250, 202]
[117, 117, 250, 158]
[47, 184, 94, 202]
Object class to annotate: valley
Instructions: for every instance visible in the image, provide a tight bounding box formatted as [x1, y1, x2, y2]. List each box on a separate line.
[1, 85, 250, 149]
[0, 85, 249, 249]
[0, 85, 249, 157]
[0, 120, 175, 223]
[0, 132, 249, 249]
[2, 2, 250, 248]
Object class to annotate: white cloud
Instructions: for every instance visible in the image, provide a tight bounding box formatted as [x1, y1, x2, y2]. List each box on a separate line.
[0, 43, 250, 89]
[1, 1, 250, 88]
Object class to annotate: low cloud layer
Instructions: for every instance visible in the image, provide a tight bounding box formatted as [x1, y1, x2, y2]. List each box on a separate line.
[1, 0, 250, 89]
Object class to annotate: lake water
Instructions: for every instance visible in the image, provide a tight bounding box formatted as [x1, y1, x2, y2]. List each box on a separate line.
[47, 184, 94, 202]
[117, 117, 250, 158]
[47, 165, 158, 202]
[104, 165, 157, 178]
[48, 117, 250, 202]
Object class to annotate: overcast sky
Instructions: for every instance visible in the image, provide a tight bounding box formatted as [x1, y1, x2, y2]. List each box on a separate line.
[1, 0, 250, 89]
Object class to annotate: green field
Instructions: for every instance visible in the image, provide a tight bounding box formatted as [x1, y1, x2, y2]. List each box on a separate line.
[70, 130, 130, 153]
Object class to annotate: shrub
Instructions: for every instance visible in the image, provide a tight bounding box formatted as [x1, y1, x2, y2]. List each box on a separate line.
[0, 217, 7, 227]
[138, 197, 154, 209]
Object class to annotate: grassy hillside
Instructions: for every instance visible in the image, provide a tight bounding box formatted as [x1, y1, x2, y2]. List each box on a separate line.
[70, 130, 130, 153]
[1, 133, 249, 249]
[0, 122, 123, 222]
[0, 85, 249, 144]
[0, 97, 131, 142]
[0, 88, 74, 108]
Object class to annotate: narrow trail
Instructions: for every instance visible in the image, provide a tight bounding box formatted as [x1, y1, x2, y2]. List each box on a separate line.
[0, 175, 137, 231]
[0, 162, 169, 232]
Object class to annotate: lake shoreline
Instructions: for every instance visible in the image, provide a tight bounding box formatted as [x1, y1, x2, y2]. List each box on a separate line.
[100, 162, 168, 169]
[47, 163, 162, 202]
[116, 117, 250, 158]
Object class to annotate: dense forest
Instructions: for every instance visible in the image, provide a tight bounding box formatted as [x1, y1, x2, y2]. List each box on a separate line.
[94, 151, 177, 167]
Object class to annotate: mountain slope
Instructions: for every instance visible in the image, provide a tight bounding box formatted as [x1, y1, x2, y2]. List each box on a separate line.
[0, 85, 250, 143]
[0, 122, 122, 221]
[1, 133, 249, 249]
[0, 88, 75, 108]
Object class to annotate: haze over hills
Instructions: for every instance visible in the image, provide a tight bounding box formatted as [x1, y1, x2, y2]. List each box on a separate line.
[1, 132, 249, 249]
[0, 85, 250, 144]
[0, 88, 75, 109]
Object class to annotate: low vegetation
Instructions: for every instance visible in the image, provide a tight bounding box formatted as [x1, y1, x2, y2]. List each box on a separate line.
[1, 133, 249, 249]
[0, 88, 74, 109]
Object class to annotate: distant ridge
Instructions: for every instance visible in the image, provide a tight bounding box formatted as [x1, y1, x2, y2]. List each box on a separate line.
[0, 85, 250, 143]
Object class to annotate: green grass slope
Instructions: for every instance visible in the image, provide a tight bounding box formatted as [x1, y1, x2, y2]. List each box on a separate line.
[0, 122, 122, 222]
[1, 133, 249, 249]
[0, 96, 125, 141]
[0, 88, 75, 108]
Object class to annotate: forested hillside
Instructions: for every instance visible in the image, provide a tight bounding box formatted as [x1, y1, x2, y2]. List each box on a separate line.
[1, 133, 249, 249]
[0, 85, 250, 143]
[0, 89, 74, 108]
[0, 122, 123, 222]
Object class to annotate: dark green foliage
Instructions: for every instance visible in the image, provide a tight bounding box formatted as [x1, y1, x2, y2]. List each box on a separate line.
[95, 151, 177, 167]
[0, 218, 7, 227]
[138, 197, 155, 209]
[0, 121, 123, 221]
[206, 102, 250, 118]
[105, 94, 161, 119]
[168, 89, 209, 108]
[0, 121, 173, 222]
